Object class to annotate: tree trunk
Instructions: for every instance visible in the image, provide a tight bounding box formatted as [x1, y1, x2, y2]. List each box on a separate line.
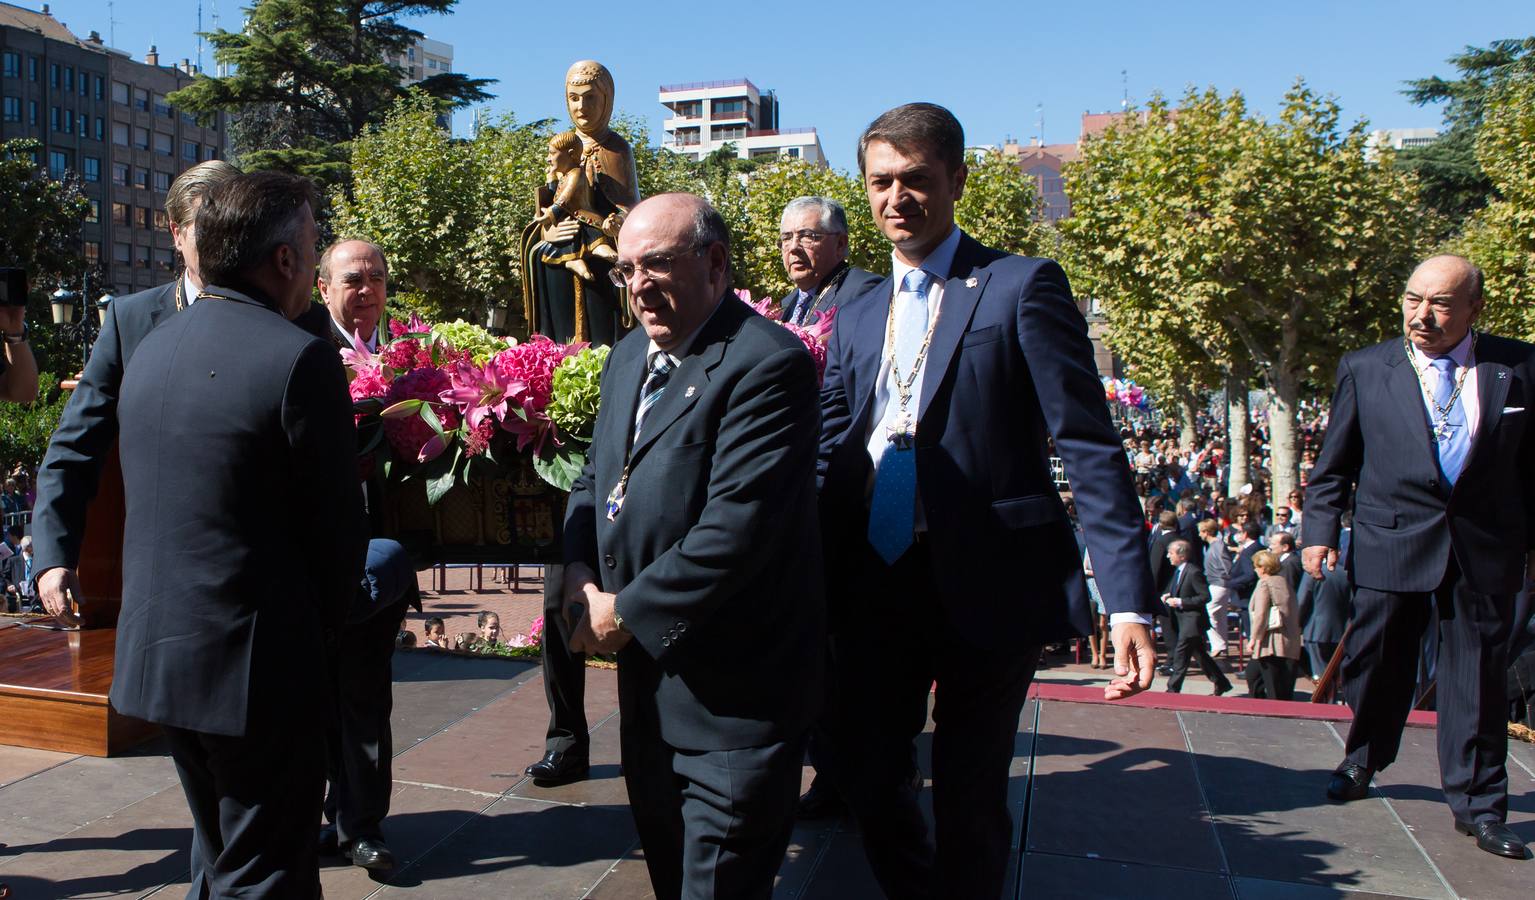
[1177, 386, 1198, 450]
[1226, 371, 1250, 495]
[1269, 371, 1301, 508]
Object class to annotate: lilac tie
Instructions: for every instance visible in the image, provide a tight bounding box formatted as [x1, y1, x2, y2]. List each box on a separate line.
[1430, 356, 1469, 483]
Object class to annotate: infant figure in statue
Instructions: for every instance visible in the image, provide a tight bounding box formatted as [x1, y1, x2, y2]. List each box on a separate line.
[532, 131, 619, 284]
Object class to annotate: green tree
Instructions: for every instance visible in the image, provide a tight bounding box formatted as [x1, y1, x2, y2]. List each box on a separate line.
[1397, 37, 1535, 231]
[737, 159, 884, 300]
[956, 150, 1044, 257]
[1062, 84, 1433, 501]
[1, 138, 91, 292]
[171, 1, 494, 187]
[1455, 74, 1535, 339]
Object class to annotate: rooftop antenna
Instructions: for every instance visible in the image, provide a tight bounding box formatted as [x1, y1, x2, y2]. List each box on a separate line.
[107, 1, 119, 48]
[1035, 102, 1044, 146]
[197, 2, 203, 73]
[1121, 69, 1130, 111]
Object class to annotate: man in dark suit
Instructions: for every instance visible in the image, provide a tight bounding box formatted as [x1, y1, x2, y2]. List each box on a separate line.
[1, 536, 36, 613]
[1162, 539, 1234, 695]
[1227, 520, 1265, 636]
[32, 160, 241, 619]
[563, 193, 824, 898]
[1149, 508, 1185, 667]
[311, 238, 403, 871]
[816, 103, 1159, 900]
[1298, 525, 1351, 679]
[777, 196, 881, 327]
[110, 171, 367, 895]
[1271, 531, 1303, 595]
[1303, 254, 1534, 860]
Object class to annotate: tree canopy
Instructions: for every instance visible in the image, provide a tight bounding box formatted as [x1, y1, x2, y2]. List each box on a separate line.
[170, 0, 494, 187]
[1455, 73, 1535, 340]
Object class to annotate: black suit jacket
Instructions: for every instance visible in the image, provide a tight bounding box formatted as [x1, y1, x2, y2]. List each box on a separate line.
[111, 287, 367, 737]
[778, 264, 882, 324]
[31, 280, 181, 576]
[1303, 335, 1535, 595]
[1167, 562, 1212, 632]
[1299, 530, 1352, 645]
[1228, 541, 1261, 603]
[818, 234, 1156, 648]
[1149, 528, 1181, 594]
[564, 297, 824, 751]
[2, 554, 34, 602]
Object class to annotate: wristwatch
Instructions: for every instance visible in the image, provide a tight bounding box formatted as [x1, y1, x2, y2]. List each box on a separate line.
[611, 605, 627, 633]
[1, 322, 27, 344]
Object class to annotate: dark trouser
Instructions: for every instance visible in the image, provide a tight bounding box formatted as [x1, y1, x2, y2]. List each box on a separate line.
[621, 725, 805, 900]
[1343, 565, 1514, 823]
[163, 718, 324, 899]
[540, 564, 589, 756]
[1167, 611, 1231, 693]
[1258, 655, 1298, 701]
[1306, 641, 1339, 682]
[823, 542, 1040, 900]
[324, 600, 404, 844]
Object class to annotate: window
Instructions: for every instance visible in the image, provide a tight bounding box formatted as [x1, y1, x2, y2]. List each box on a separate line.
[94, 76, 103, 100]
[49, 64, 59, 88]
[50, 106, 60, 132]
[113, 242, 131, 265]
[183, 140, 197, 161]
[203, 145, 218, 161]
[86, 200, 100, 223]
[1, 96, 18, 122]
[135, 207, 151, 230]
[84, 241, 101, 264]
[133, 88, 149, 112]
[62, 108, 73, 134]
[112, 121, 128, 145]
[2, 52, 18, 78]
[28, 57, 38, 81]
[28, 100, 37, 125]
[711, 125, 746, 141]
[63, 67, 73, 92]
[713, 99, 745, 116]
[111, 202, 130, 226]
[78, 112, 87, 135]
[135, 168, 150, 190]
[79, 72, 88, 97]
[133, 126, 149, 150]
[154, 247, 174, 271]
[134, 245, 150, 268]
[154, 94, 172, 118]
[154, 132, 173, 156]
[153, 170, 171, 191]
[48, 150, 68, 179]
[111, 162, 128, 185]
[112, 81, 129, 105]
[154, 209, 169, 231]
[94, 117, 104, 140]
[83, 156, 100, 182]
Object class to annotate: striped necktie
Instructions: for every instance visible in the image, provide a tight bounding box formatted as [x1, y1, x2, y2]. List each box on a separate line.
[633, 351, 675, 441]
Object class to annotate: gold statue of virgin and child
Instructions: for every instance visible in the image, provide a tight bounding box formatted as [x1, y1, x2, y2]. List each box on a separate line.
[519, 60, 640, 345]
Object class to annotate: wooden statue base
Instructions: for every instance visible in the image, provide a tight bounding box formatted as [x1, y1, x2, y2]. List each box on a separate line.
[0, 621, 157, 757]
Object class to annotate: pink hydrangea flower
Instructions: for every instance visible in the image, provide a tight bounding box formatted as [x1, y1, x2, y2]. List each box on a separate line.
[384, 367, 460, 461]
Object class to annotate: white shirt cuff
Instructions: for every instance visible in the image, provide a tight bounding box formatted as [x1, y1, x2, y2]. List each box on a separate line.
[1109, 613, 1153, 626]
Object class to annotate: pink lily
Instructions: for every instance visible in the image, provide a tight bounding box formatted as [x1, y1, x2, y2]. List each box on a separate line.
[439, 357, 511, 432]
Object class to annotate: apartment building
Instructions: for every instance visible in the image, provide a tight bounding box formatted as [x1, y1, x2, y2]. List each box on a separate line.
[388, 34, 453, 129]
[660, 77, 824, 165]
[1, 2, 228, 295]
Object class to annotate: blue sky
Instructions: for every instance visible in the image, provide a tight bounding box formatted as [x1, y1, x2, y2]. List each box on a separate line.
[38, 0, 1535, 171]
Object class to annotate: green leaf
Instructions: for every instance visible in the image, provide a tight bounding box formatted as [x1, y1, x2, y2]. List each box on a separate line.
[419, 402, 445, 435]
[426, 467, 457, 505]
[532, 446, 586, 492]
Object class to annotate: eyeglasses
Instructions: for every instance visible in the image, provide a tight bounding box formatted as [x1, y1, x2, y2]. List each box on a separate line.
[778, 229, 836, 248]
[607, 244, 707, 287]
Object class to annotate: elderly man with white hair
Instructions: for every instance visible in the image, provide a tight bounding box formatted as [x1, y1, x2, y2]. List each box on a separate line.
[776, 196, 881, 326]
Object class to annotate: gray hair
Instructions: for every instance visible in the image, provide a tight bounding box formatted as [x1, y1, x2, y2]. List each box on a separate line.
[687, 198, 731, 259]
[780, 196, 848, 234]
[1168, 539, 1193, 560]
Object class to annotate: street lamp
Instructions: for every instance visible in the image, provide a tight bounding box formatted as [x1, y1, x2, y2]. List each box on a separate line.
[50, 282, 101, 372]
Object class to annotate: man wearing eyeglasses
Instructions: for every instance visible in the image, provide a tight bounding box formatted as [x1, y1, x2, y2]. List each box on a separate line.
[777, 197, 880, 327]
[564, 192, 825, 897]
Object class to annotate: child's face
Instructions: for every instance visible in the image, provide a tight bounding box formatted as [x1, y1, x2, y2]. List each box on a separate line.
[548, 144, 577, 172]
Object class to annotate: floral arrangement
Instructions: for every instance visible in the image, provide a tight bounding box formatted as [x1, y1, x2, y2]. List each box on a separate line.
[343, 315, 608, 498]
[734, 289, 836, 385]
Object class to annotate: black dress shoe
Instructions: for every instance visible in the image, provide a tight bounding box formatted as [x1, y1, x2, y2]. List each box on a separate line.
[795, 779, 846, 820]
[525, 750, 589, 786]
[317, 823, 340, 856]
[1326, 763, 1373, 802]
[345, 837, 396, 871]
[1454, 819, 1530, 859]
[1213, 681, 1234, 697]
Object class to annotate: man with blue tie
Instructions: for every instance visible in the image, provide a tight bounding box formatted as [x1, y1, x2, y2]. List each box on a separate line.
[776, 197, 881, 328]
[1303, 254, 1535, 860]
[817, 102, 1161, 899]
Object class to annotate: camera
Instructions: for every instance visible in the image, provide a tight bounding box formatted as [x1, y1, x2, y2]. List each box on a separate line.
[0, 268, 27, 308]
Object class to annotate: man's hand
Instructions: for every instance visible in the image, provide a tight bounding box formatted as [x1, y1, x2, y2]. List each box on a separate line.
[1302, 545, 1336, 579]
[36, 567, 83, 627]
[561, 561, 598, 632]
[568, 584, 631, 655]
[1166, 597, 1183, 609]
[1104, 622, 1156, 701]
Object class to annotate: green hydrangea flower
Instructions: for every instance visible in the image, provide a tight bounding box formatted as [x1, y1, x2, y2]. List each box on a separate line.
[548, 346, 609, 439]
[431, 319, 507, 366]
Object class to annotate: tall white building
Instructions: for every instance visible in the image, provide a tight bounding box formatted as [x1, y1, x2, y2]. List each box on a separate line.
[660, 77, 824, 165]
[1367, 127, 1440, 157]
[388, 35, 453, 128]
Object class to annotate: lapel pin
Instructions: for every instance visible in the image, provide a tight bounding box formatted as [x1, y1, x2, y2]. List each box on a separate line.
[685, 385, 696, 398]
[965, 277, 978, 288]
[1498, 371, 1508, 379]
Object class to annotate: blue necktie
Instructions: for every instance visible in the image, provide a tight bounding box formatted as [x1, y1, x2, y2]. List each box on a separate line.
[867, 269, 933, 564]
[1430, 356, 1469, 484]
[633, 352, 674, 442]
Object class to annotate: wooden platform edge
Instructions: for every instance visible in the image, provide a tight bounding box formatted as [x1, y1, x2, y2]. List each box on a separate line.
[1029, 681, 1439, 729]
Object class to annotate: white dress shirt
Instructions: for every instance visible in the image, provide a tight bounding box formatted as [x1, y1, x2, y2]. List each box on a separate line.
[331, 315, 378, 353]
[1408, 330, 1480, 440]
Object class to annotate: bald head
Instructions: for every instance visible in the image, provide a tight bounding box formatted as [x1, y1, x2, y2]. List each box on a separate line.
[318, 240, 388, 341]
[617, 194, 731, 351]
[1402, 254, 1484, 355]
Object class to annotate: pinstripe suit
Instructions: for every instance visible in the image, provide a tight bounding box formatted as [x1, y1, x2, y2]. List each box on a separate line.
[1303, 333, 1535, 824]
